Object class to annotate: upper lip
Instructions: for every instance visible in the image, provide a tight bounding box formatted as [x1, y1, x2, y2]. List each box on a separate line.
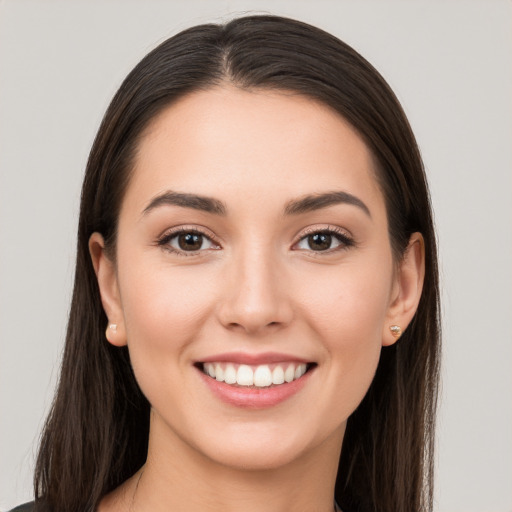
[197, 352, 312, 365]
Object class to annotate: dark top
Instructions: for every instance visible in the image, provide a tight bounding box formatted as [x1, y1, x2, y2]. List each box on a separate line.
[9, 503, 34, 512]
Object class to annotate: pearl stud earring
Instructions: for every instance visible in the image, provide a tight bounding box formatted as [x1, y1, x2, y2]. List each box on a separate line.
[106, 323, 117, 338]
[389, 325, 402, 339]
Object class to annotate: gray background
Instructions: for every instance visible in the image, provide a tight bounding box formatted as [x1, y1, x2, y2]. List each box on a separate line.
[1, 1, 511, 510]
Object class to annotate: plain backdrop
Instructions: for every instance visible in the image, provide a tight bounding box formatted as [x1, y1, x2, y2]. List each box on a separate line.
[1, 1, 511, 510]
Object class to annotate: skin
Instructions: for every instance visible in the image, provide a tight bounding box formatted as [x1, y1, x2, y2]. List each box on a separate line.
[90, 86, 425, 512]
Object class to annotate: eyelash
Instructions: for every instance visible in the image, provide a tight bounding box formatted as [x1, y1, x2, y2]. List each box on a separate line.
[157, 227, 220, 257]
[156, 225, 355, 257]
[293, 226, 355, 254]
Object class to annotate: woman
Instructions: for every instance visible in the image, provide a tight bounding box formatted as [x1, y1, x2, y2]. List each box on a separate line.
[14, 14, 440, 512]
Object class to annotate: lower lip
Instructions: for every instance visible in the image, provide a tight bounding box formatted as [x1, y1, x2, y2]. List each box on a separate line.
[197, 367, 314, 409]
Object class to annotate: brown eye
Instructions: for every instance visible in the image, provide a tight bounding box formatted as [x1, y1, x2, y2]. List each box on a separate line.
[160, 230, 218, 254]
[294, 229, 353, 253]
[177, 233, 203, 251]
[307, 233, 332, 251]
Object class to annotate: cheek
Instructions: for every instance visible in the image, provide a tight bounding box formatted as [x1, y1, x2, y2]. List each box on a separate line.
[116, 257, 217, 377]
[299, 258, 392, 343]
[296, 259, 392, 412]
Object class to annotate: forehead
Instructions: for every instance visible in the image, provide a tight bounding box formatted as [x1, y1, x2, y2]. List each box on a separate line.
[124, 85, 385, 218]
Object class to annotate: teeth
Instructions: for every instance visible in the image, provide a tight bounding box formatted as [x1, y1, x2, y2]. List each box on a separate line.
[202, 362, 310, 387]
[215, 363, 224, 382]
[284, 364, 295, 383]
[272, 366, 285, 385]
[237, 364, 254, 386]
[254, 365, 272, 387]
[224, 364, 237, 384]
[294, 363, 307, 379]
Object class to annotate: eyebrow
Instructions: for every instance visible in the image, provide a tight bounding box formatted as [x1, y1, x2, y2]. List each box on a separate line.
[284, 191, 371, 217]
[141, 189, 370, 218]
[142, 191, 227, 216]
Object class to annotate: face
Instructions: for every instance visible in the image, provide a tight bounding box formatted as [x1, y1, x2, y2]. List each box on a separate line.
[92, 86, 419, 472]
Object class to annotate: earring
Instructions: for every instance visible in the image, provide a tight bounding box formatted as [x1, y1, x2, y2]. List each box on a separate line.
[106, 323, 117, 338]
[389, 325, 402, 339]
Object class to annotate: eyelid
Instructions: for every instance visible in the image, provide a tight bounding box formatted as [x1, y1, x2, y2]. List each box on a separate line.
[157, 224, 218, 241]
[156, 225, 221, 256]
[155, 223, 354, 256]
[291, 225, 355, 252]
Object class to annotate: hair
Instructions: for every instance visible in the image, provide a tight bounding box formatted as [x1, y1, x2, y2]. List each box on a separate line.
[34, 14, 440, 512]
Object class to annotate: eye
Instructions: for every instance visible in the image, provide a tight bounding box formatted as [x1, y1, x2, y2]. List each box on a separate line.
[158, 228, 219, 255]
[294, 229, 354, 252]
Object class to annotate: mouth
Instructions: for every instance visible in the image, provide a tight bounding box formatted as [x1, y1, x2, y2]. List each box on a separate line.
[194, 353, 317, 408]
[196, 361, 316, 388]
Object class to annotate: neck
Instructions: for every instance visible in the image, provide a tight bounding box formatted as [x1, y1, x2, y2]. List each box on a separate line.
[106, 410, 344, 512]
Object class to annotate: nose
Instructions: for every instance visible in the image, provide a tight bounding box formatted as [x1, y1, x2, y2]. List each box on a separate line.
[216, 247, 293, 335]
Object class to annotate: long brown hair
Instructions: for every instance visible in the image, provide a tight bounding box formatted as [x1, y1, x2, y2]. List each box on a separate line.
[34, 15, 440, 512]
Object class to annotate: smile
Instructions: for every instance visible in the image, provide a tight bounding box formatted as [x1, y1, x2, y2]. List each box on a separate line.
[201, 362, 310, 388]
[195, 352, 317, 408]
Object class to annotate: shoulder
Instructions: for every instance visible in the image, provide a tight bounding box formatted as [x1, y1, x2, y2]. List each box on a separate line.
[8, 502, 35, 512]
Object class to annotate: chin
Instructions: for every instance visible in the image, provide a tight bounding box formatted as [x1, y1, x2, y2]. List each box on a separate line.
[188, 418, 343, 473]
[204, 438, 311, 472]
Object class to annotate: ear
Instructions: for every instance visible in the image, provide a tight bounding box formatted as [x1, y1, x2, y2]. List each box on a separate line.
[383, 232, 425, 346]
[89, 232, 127, 347]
